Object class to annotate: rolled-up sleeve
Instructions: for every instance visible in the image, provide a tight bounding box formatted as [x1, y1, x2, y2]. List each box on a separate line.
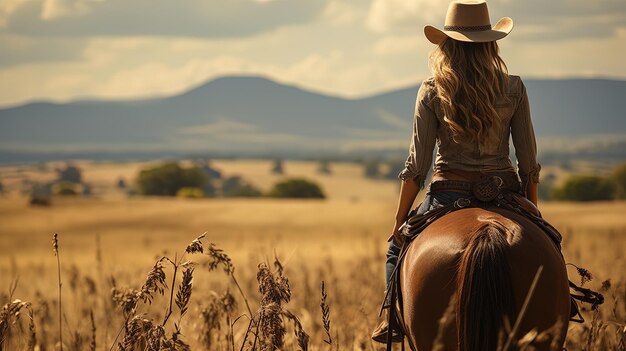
[511, 80, 541, 187]
[397, 81, 438, 190]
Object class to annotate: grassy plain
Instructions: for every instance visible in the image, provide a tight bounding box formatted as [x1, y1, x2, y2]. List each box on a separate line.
[0, 159, 624, 350]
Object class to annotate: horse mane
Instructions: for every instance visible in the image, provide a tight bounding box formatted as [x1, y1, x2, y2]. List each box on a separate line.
[456, 220, 515, 351]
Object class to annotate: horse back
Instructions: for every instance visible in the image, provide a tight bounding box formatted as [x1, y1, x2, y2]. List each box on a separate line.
[400, 207, 569, 351]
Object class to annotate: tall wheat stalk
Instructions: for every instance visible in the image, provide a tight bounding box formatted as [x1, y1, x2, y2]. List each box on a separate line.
[52, 233, 63, 351]
[320, 281, 332, 349]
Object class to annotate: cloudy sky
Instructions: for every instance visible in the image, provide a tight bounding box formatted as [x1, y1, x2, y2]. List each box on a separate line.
[0, 0, 625, 107]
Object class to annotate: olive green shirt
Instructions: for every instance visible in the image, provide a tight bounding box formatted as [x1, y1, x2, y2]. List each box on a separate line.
[398, 75, 541, 190]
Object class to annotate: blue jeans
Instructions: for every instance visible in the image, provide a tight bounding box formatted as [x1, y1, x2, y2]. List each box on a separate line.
[385, 191, 472, 288]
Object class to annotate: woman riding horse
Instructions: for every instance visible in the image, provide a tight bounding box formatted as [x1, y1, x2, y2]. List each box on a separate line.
[371, 1, 570, 349]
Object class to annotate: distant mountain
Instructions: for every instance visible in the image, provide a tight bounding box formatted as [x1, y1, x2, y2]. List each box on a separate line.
[0, 75, 625, 163]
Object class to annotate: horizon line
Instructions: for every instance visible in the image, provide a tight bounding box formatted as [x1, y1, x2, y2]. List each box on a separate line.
[2, 72, 625, 110]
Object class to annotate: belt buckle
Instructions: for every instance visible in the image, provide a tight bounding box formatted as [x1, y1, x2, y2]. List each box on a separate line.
[472, 176, 503, 202]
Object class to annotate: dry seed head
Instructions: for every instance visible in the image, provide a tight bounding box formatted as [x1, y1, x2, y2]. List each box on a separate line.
[27, 305, 37, 350]
[185, 232, 206, 254]
[568, 263, 593, 286]
[162, 324, 190, 351]
[601, 279, 611, 292]
[259, 302, 285, 351]
[140, 259, 168, 304]
[577, 267, 593, 286]
[220, 290, 237, 315]
[257, 263, 293, 351]
[0, 299, 32, 347]
[175, 268, 193, 317]
[146, 324, 166, 351]
[52, 233, 59, 256]
[119, 315, 154, 351]
[111, 287, 141, 316]
[89, 310, 96, 351]
[274, 252, 284, 276]
[206, 243, 234, 275]
[199, 290, 236, 349]
[257, 263, 291, 305]
[282, 310, 310, 351]
[320, 281, 332, 345]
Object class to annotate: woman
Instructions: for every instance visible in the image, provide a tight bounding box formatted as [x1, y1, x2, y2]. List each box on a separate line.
[372, 0, 541, 343]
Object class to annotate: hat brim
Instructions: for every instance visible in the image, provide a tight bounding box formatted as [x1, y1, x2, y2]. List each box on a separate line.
[424, 17, 513, 44]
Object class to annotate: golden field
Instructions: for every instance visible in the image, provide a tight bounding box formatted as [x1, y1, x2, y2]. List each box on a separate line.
[0, 159, 625, 350]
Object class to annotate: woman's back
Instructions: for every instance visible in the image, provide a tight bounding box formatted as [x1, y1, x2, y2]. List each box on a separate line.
[399, 73, 541, 191]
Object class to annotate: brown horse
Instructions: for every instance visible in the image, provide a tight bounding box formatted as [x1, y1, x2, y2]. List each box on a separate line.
[399, 207, 570, 350]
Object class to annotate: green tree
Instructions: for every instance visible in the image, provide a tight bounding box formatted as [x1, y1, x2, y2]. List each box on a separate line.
[267, 178, 325, 199]
[136, 162, 208, 196]
[552, 175, 618, 202]
[222, 176, 262, 197]
[57, 164, 82, 183]
[611, 162, 626, 199]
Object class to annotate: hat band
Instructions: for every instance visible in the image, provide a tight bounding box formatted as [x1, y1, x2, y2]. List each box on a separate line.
[444, 24, 492, 32]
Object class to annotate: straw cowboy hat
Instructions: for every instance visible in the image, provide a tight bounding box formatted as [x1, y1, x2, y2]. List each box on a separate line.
[424, 0, 513, 44]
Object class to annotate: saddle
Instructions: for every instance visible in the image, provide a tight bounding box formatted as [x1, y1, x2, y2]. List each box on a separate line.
[380, 175, 604, 350]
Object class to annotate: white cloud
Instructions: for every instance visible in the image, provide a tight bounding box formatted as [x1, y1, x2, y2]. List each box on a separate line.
[1, 0, 327, 38]
[0, 0, 28, 26]
[41, 0, 91, 20]
[322, 0, 361, 25]
[0, 0, 625, 108]
[365, 0, 626, 41]
[372, 34, 427, 55]
[366, 0, 445, 33]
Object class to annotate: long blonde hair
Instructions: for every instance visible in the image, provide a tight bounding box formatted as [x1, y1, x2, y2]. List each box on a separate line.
[429, 38, 510, 152]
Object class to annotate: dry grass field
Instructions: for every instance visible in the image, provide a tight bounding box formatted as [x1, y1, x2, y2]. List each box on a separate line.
[0, 160, 624, 350]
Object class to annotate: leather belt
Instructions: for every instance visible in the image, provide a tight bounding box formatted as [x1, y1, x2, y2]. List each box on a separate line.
[429, 175, 521, 202]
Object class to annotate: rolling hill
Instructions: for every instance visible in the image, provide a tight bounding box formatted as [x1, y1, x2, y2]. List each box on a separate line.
[0, 75, 624, 163]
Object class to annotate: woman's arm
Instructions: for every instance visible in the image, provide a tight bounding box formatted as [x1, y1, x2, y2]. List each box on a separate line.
[511, 78, 541, 205]
[389, 80, 437, 241]
[388, 179, 421, 242]
[526, 181, 538, 207]
[396, 179, 420, 222]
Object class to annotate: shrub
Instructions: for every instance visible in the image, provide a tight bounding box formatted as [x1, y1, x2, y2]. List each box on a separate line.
[611, 162, 626, 199]
[222, 176, 262, 198]
[82, 183, 93, 197]
[271, 159, 285, 175]
[317, 160, 332, 175]
[363, 160, 381, 179]
[29, 182, 52, 206]
[267, 178, 325, 199]
[176, 187, 204, 199]
[136, 162, 208, 196]
[385, 160, 405, 180]
[55, 181, 78, 196]
[57, 164, 82, 183]
[197, 160, 223, 180]
[537, 173, 557, 201]
[552, 175, 618, 202]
